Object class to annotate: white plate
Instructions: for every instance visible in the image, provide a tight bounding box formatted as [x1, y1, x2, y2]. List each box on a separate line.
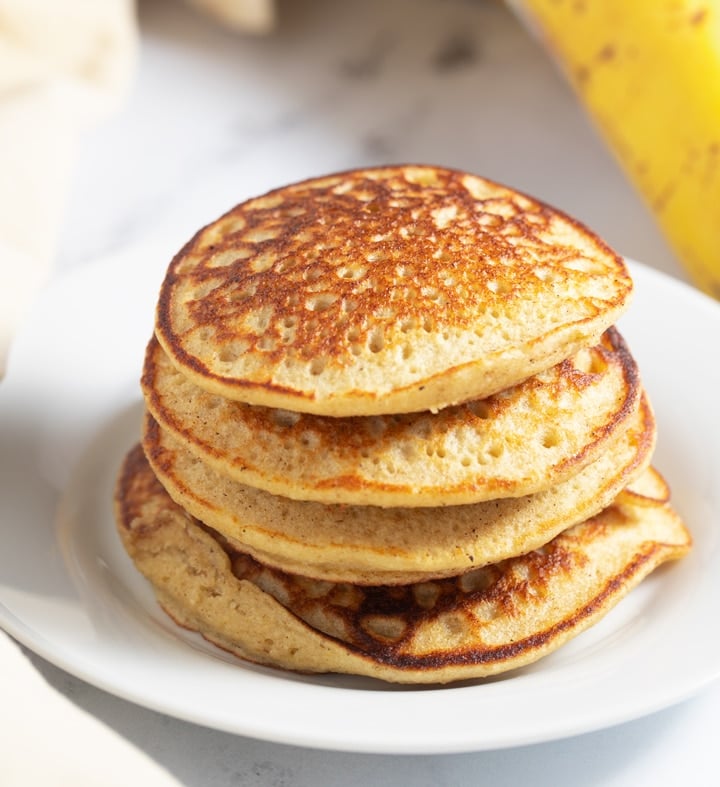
[1, 242, 719, 755]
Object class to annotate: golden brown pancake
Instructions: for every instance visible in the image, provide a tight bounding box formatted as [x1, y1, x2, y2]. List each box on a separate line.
[143, 327, 641, 506]
[140, 393, 655, 584]
[115, 447, 690, 684]
[154, 165, 633, 416]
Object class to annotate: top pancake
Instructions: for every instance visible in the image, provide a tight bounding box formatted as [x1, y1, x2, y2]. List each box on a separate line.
[154, 165, 633, 416]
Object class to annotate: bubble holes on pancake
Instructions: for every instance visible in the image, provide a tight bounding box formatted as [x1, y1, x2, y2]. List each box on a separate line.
[173, 167, 620, 382]
[226, 532, 576, 658]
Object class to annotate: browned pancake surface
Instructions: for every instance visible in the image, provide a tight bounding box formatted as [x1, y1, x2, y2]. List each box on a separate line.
[115, 447, 691, 683]
[154, 166, 633, 415]
[143, 327, 640, 506]
[140, 393, 655, 584]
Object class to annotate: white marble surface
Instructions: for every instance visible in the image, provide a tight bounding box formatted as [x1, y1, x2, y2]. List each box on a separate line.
[58, 0, 686, 280]
[7, 0, 720, 784]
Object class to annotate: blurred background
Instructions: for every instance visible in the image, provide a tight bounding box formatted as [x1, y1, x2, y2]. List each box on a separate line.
[6, 0, 719, 370]
[2, 1, 719, 785]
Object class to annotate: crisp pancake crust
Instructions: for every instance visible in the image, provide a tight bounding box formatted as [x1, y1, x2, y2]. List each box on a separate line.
[154, 165, 633, 416]
[115, 449, 691, 684]
[143, 327, 641, 506]
[140, 394, 655, 584]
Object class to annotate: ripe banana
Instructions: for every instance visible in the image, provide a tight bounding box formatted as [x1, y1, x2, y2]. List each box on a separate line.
[516, 0, 720, 299]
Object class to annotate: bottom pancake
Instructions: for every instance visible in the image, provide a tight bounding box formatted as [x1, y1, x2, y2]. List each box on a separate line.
[114, 445, 690, 684]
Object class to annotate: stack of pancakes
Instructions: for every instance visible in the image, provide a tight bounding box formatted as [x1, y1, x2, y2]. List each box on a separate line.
[115, 165, 691, 684]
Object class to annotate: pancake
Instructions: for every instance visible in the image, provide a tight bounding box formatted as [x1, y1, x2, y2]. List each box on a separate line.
[115, 449, 691, 684]
[140, 393, 655, 584]
[154, 165, 634, 416]
[143, 327, 641, 506]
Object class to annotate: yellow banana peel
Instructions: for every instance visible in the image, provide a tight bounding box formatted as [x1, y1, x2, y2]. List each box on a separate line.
[517, 0, 720, 299]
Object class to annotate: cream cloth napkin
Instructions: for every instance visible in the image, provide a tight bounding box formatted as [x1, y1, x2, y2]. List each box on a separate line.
[185, 0, 275, 33]
[0, 0, 136, 375]
[0, 0, 274, 376]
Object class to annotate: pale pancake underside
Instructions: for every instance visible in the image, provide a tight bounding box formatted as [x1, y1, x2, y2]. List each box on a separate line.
[115, 449, 690, 684]
[143, 328, 640, 506]
[154, 165, 633, 416]
[141, 393, 655, 584]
